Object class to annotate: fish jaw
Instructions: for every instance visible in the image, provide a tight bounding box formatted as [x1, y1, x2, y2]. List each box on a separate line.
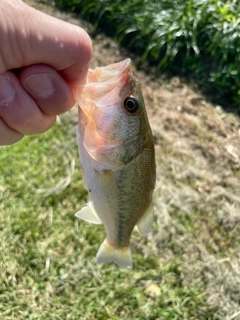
[73, 59, 132, 113]
[87, 58, 132, 84]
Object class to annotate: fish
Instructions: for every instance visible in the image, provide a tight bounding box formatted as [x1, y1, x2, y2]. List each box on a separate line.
[73, 58, 156, 269]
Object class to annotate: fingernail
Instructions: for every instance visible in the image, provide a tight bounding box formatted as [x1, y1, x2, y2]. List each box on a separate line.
[24, 73, 55, 98]
[0, 76, 15, 106]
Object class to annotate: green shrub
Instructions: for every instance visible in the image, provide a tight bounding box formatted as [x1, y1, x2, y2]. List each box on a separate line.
[54, 0, 240, 106]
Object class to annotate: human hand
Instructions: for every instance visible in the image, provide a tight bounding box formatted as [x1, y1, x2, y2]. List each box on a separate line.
[0, 0, 92, 146]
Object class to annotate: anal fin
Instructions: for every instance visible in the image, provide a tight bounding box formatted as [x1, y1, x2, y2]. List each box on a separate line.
[75, 201, 102, 225]
[137, 201, 154, 236]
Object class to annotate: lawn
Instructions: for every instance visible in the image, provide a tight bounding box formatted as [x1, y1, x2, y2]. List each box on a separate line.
[0, 115, 209, 319]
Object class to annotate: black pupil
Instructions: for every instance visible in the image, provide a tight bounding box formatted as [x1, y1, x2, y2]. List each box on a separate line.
[124, 97, 139, 113]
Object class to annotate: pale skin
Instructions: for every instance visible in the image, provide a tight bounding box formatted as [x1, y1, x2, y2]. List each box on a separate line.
[0, 0, 92, 146]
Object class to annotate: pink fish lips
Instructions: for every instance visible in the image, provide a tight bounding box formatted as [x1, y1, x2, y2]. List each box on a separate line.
[73, 59, 156, 269]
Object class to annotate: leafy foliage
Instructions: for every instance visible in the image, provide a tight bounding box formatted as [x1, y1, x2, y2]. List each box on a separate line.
[54, 0, 240, 106]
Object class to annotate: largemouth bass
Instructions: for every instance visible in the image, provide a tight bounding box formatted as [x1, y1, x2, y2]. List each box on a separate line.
[73, 59, 156, 269]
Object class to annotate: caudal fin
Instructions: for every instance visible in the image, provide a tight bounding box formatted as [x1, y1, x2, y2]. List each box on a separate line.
[96, 240, 132, 269]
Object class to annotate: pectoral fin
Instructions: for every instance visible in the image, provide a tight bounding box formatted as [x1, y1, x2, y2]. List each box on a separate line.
[137, 201, 154, 236]
[75, 201, 102, 224]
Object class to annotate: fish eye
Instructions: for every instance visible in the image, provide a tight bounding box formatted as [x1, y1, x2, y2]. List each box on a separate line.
[123, 96, 139, 114]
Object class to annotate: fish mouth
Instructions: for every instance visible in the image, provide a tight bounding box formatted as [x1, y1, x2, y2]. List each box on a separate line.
[72, 59, 133, 112]
[87, 59, 131, 84]
[78, 59, 133, 106]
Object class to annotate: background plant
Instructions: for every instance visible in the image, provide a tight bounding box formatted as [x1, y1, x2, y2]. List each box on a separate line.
[54, 0, 240, 107]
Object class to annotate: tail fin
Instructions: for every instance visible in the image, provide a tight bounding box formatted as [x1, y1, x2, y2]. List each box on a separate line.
[96, 240, 132, 269]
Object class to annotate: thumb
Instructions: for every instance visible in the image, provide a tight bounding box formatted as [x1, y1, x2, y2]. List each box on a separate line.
[0, 0, 92, 86]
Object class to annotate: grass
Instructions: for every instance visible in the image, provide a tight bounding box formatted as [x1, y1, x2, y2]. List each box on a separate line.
[0, 115, 213, 319]
[0, 115, 212, 320]
[0, 114, 212, 320]
[1, 110, 240, 319]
